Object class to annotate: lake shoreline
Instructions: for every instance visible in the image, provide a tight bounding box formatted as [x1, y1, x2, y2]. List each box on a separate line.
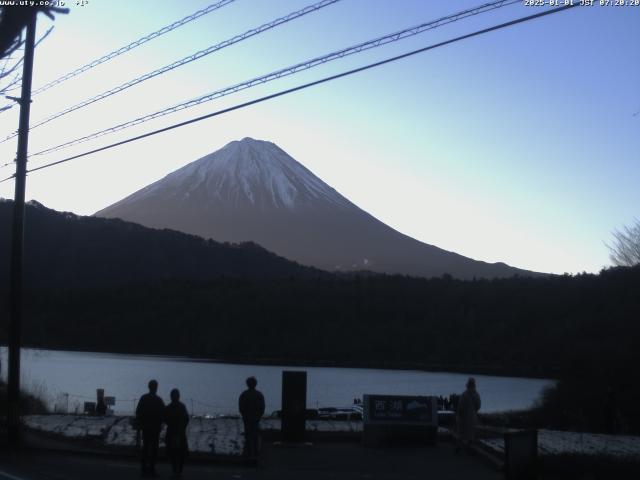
[2, 344, 556, 381]
[2, 346, 552, 416]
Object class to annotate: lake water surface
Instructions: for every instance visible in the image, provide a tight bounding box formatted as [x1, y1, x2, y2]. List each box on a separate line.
[0, 347, 553, 416]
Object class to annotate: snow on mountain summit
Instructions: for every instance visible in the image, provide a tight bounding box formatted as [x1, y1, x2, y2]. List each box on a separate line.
[140, 137, 351, 211]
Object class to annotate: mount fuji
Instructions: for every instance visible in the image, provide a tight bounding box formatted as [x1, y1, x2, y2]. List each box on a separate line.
[96, 137, 537, 279]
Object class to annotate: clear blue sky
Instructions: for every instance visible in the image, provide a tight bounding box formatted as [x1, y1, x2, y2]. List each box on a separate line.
[0, 0, 638, 274]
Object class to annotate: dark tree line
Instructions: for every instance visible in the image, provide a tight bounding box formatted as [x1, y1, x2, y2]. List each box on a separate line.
[0, 200, 319, 291]
[5, 267, 636, 377]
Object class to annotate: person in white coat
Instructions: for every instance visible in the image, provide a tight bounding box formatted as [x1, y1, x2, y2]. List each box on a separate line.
[456, 377, 481, 452]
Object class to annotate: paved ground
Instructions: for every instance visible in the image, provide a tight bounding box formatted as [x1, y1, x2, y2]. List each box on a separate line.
[0, 441, 502, 480]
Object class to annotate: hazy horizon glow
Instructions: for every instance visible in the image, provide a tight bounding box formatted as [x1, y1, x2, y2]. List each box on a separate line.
[0, 1, 638, 275]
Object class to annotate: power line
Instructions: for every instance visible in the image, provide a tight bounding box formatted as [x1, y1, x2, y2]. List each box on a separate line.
[0, 2, 232, 114]
[27, 0, 520, 160]
[0, 3, 578, 185]
[1, 0, 517, 165]
[31, 0, 236, 96]
[0, 0, 340, 144]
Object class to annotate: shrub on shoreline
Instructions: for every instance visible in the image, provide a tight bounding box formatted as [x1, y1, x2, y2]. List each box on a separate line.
[0, 380, 49, 416]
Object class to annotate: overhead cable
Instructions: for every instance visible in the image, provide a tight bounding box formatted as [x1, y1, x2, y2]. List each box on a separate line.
[28, 0, 520, 159]
[31, 0, 237, 96]
[0, 3, 578, 185]
[0, 0, 340, 144]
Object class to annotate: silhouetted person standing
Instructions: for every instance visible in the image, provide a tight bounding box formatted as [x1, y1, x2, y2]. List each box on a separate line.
[456, 377, 481, 452]
[239, 376, 265, 458]
[95, 397, 107, 416]
[164, 388, 189, 478]
[136, 379, 165, 478]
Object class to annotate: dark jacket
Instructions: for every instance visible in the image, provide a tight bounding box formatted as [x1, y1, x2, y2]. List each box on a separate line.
[136, 393, 165, 432]
[239, 388, 265, 424]
[164, 401, 189, 450]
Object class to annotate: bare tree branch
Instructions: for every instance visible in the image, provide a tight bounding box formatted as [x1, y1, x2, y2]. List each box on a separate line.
[607, 219, 640, 267]
[0, 6, 67, 60]
[0, 53, 24, 80]
[0, 25, 55, 109]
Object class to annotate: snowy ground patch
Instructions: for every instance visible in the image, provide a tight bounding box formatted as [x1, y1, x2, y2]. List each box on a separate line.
[24, 415, 118, 439]
[23, 415, 363, 456]
[479, 429, 640, 460]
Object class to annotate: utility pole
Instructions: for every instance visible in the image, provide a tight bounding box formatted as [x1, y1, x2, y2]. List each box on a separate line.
[7, 13, 37, 448]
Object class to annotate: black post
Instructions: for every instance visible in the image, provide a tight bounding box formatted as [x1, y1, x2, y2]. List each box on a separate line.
[7, 13, 37, 448]
[281, 371, 307, 442]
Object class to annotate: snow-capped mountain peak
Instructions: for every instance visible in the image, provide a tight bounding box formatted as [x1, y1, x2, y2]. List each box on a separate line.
[139, 137, 351, 211]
